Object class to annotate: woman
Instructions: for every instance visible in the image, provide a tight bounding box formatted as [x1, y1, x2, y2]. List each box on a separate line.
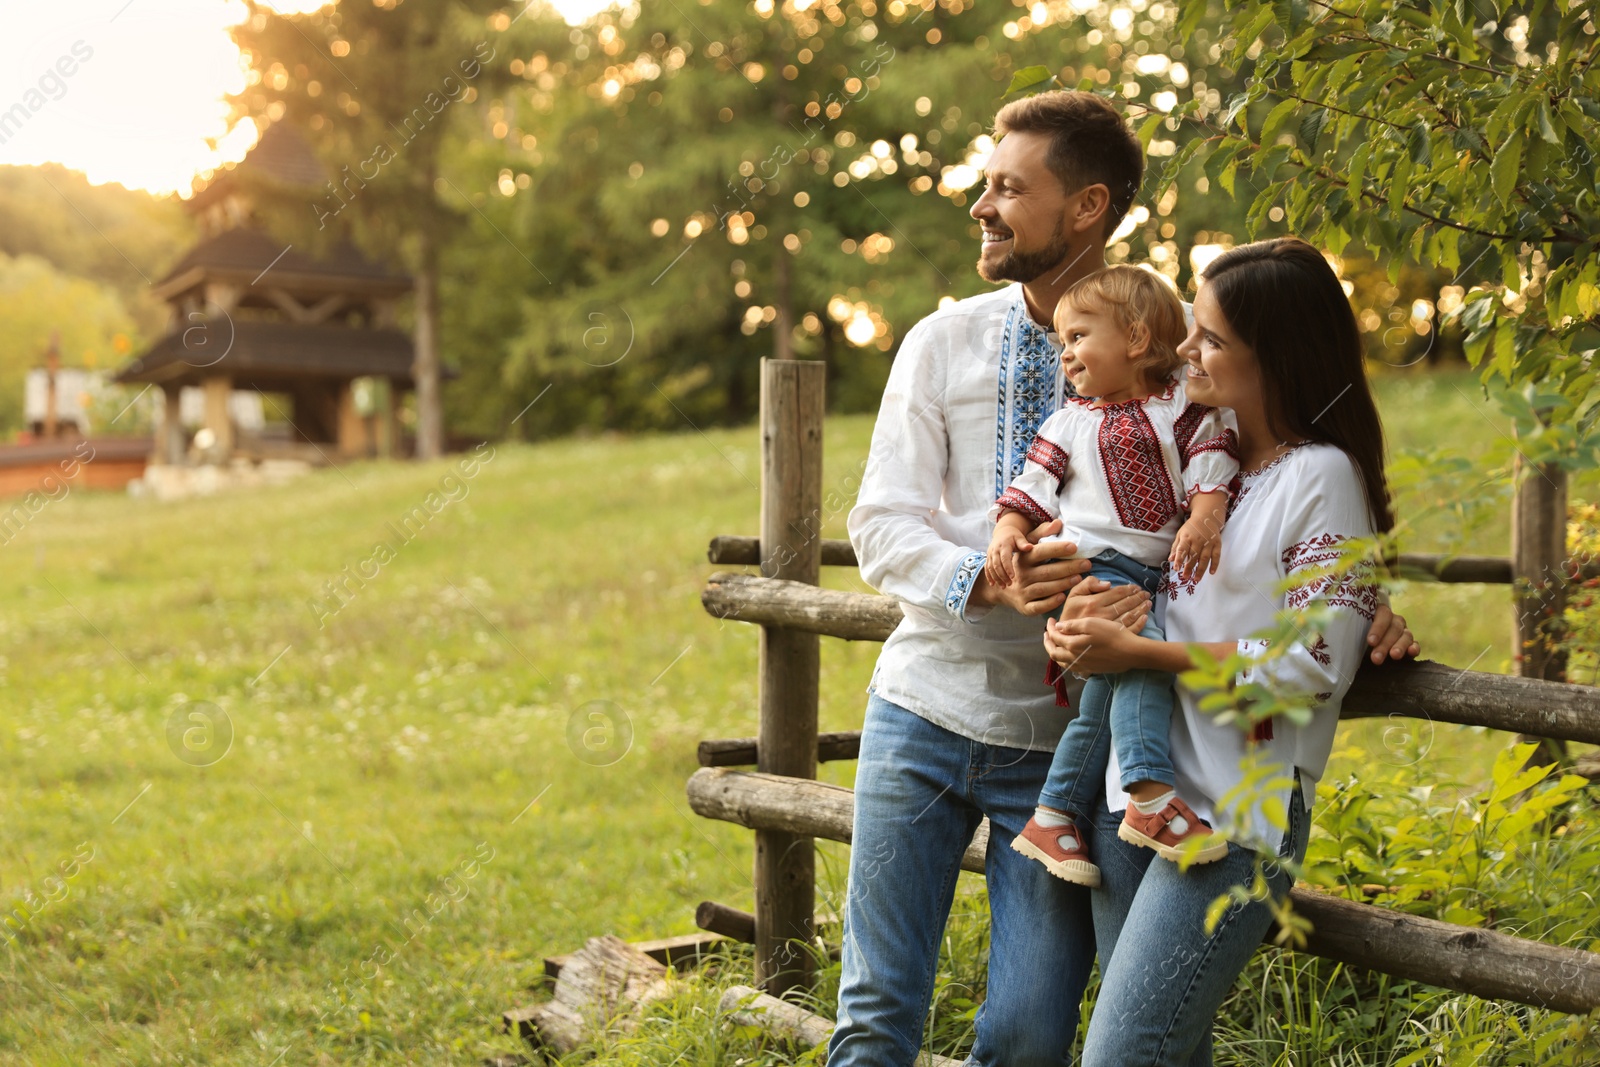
[1047, 236, 1418, 1065]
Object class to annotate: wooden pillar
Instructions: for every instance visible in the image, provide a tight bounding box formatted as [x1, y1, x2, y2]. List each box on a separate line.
[160, 384, 184, 464]
[755, 358, 824, 996]
[202, 375, 234, 461]
[337, 380, 371, 458]
[43, 333, 60, 439]
[377, 378, 398, 459]
[1512, 453, 1569, 766]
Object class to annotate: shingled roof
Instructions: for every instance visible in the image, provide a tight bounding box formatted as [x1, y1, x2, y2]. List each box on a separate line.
[187, 122, 325, 211]
[157, 226, 405, 289]
[112, 320, 441, 390]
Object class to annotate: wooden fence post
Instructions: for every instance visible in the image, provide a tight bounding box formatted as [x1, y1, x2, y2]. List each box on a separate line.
[1512, 454, 1569, 767]
[755, 358, 824, 995]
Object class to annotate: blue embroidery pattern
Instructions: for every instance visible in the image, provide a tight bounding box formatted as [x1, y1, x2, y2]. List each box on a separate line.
[944, 551, 987, 619]
[993, 302, 1066, 499]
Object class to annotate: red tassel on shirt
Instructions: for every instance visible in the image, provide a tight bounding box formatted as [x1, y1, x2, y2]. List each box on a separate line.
[1044, 661, 1073, 708]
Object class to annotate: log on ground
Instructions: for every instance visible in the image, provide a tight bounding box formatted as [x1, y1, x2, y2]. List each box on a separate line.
[719, 985, 962, 1066]
[543, 931, 728, 981]
[507, 935, 674, 1055]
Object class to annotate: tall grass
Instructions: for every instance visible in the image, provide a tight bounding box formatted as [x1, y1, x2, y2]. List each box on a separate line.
[0, 367, 1594, 1063]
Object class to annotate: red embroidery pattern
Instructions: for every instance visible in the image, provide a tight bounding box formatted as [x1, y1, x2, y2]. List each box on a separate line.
[1188, 429, 1239, 462]
[1229, 444, 1304, 516]
[1307, 635, 1332, 666]
[1161, 567, 1199, 602]
[1222, 473, 1245, 518]
[1098, 404, 1179, 533]
[1025, 436, 1070, 488]
[1283, 533, 1380, 621]
[1173, 403, 1209, 467]
[995, 486, 1053, 526]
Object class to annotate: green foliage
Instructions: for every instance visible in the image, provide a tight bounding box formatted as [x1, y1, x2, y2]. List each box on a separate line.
[0, 162, 191, 323]
[1171, 0, 1600, 468]
[0, 253, 143, 436]
[1313, 743, 1594, 932]
[229, 0, 536, 264]
[0, 165, 189, 437]
[551, 734, 1600, 1067]
[0, 379, 1582, 1063]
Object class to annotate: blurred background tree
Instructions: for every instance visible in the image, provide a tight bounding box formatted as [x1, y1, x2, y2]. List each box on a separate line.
[17, 0, 1584, 444]
[229, 0, 559, 457]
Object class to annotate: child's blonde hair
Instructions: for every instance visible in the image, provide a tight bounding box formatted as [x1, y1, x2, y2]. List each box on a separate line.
[1056, 265, 1186, 389]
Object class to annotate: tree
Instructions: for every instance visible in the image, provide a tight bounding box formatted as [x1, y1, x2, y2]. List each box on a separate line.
[1157, 0, 1600, 756]
[229, 0, 552, 458]
[1159, 0, 1599, 457]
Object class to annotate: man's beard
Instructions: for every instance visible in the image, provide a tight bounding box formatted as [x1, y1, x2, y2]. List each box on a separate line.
[976, 215, 1078, 285]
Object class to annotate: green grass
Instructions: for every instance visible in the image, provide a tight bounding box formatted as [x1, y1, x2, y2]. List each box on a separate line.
[0, 367, 1590, 1064]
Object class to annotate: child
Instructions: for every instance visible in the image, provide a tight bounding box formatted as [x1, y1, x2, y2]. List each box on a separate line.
[985, 265, 1239, 887]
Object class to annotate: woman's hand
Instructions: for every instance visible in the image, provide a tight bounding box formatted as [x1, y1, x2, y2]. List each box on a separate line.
[1044, 614, 1148, 675]
[1058, 570, 1152, 632]
[1366, 603, 1420, 663]
[1042, 574, 1155, 674]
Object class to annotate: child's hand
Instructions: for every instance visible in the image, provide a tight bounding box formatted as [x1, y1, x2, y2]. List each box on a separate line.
[1169, 511, 1223, 583]
[985, 528, 1033, 588]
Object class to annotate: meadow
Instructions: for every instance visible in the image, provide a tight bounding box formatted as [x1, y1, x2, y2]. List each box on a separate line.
[1, 367, 1595, 1065]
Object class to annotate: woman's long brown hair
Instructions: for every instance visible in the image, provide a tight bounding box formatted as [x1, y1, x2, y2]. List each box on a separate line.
[1203, 237, 1394, 532]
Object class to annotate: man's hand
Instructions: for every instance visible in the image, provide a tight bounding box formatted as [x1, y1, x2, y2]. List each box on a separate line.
[970, 519, 1092, 616]
[1366, 603, 1419, 663]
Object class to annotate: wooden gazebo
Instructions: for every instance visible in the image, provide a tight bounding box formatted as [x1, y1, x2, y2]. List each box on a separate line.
[114, 124, 431, 465]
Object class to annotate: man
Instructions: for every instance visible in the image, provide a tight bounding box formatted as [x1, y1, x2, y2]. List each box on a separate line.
[831, 90, 1414, 1066]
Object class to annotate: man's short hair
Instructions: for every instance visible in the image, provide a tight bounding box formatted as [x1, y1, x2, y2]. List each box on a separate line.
[993, 91, 1144, 241]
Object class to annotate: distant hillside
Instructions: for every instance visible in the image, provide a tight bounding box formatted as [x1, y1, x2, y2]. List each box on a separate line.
[0, 163, 193, 310]
[0, 164, 194, 437]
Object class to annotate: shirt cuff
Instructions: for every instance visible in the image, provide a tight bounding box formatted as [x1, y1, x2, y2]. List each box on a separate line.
[944, 551, 988, 622]
[1236, 637, 1271, 687]
[1185, 482, 1233, 507]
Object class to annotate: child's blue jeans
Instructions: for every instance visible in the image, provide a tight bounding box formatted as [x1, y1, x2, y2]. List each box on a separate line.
[1039, 548, 1175, 817]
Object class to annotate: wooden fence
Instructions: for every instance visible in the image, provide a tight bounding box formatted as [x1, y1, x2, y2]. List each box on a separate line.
[688, 358, 1600, 1017]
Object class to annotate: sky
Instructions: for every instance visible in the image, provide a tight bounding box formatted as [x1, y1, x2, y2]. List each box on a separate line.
[0, 0, 610, 197]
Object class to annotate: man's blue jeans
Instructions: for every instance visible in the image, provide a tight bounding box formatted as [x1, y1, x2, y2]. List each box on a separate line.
[1040, 549, 1174, 818]
[1082, 778, 1311, 1065]
[828, 694, 1096, 1067]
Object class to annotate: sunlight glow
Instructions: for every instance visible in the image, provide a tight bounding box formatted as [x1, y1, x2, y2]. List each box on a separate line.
[1, 1, 329, 196]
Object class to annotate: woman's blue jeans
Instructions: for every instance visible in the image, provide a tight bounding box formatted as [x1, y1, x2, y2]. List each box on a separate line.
[1082, 778, 1311, 1066]
[1040, 549, 1174, 817]
[828, 694, 1096, 1067]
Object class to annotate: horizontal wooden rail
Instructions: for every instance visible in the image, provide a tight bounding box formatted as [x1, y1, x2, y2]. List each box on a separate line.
[699, 731, 863, 767]
[710, 534, 859, 569]
[686, 768, 1600, 1016]
[701, 573, 1600, 745]
[704, 571, 902, 642]
[709, 535, 1600, 584]
[695, 900, 840, 944]
[697, 900, 757, 944]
